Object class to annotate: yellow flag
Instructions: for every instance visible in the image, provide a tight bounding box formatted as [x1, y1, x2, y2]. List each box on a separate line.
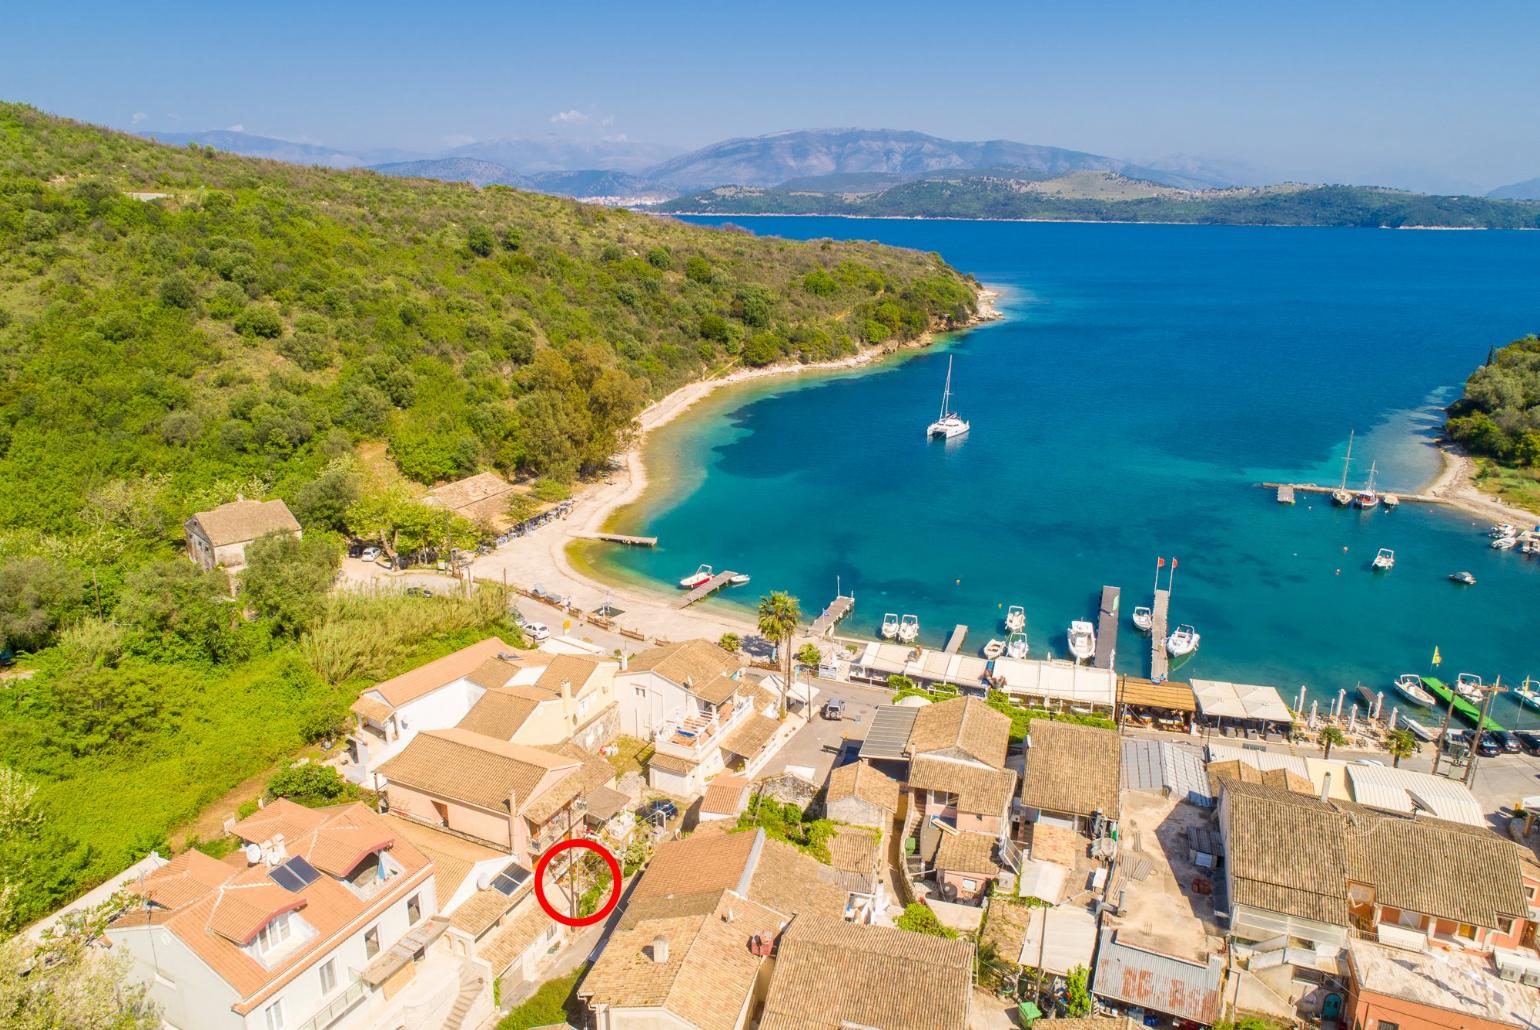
[1432, 646, 1442, 667]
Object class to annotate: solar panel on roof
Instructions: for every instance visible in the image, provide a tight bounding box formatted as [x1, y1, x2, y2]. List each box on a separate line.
[269, 855, 322, 892]
[490, 861, 531, 896]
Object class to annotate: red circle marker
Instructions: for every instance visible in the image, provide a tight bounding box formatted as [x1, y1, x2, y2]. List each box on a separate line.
[534, 839, 622, 927]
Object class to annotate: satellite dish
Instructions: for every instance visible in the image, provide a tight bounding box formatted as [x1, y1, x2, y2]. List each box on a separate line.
[244, 843, 262, 865]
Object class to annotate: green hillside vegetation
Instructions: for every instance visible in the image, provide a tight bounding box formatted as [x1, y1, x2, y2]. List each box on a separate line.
[1446, 336, 1540, 511]
[0, 102, 977, 929]
[658, 174, 1540, 228]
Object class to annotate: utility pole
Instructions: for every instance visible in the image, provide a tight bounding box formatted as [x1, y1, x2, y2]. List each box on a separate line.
[1465, 677, 1508, 789]
[1431, 688, 1458, 777]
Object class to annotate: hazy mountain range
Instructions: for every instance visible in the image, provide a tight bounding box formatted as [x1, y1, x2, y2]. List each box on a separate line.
[142, 125, 1540, 211]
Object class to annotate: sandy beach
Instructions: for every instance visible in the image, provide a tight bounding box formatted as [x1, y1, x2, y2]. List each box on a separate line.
[1423, 444, 1540, 527]
[469, 287, 1003, 643]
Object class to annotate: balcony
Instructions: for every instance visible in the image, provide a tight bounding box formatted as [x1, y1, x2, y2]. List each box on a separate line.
[652, 700, 748, 761]
[294, 979, 367, 1030]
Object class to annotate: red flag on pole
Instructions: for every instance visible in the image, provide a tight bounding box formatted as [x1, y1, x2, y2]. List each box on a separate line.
[1172, 557, 1179, 569]
[1157, 557, 1165, 568]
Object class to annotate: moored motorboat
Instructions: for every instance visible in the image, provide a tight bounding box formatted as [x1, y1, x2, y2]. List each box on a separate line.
[1382, 494, 1400, 509]
[1166, 624, 1200, 658]
[1372, 548, 1395, 571]
[1515, 678, 1540, 710]
[1131, 605, 1153, 632]
[1449, 570, 1477, 585]
[1356, 461, 1380, 509]
[897, 614, 919, 644]
[1004, 605, 1026, 633]
[880, 613, 900, 640]
[1492, 535, 1517, 550]
[982, 639, 1006, 660]
[1391, 673, 1436, 707]
[1454, 672, 1484, 704]
[1490, 523, 1516, 538]
[1067, 620, 1096, 663]
[1005, 632, 1029, 659]
[727, 573, 751, 586]
[679, 564, 714, 589]
[1402, 717, 1434, 742]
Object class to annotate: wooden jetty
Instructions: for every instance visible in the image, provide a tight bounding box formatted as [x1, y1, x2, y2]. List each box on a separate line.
[1149, 588, 1171, 681]
[944, 625, 968, 654]
[809, 594, 855, 637]
[674, 570, 740, 609]
[1094, 586, 1119, 671]
[1259, 482, 1447, 506]
[572, 531, 658, 547]
[1276, 485, 1295, 504]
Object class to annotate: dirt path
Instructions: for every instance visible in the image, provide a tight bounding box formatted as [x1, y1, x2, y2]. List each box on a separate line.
[1423, 445, 1540, 527]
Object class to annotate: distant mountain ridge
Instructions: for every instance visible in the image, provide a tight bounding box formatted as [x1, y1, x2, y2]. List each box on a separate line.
[1488, 177, 1540, 201]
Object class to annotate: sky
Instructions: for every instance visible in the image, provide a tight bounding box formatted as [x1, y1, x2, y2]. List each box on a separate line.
[5, 1, 1539, 193]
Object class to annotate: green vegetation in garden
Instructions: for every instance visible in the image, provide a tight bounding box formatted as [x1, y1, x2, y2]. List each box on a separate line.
[736, 792, 835, 863]
[262, 762, 360, 808]
[887, 679, 1115, 739]
[498, 964, 589, 1030]
[895, 902, 958, 939]
[659, 175, 1540, 228]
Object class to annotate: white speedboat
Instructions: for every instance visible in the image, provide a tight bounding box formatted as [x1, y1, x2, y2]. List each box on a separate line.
[679, 564, 714, 589]
[926, 355, 970, 439]
[982, 639, 1006, 660]
[1004, 605, 1026, 633]
[1391, 673, 1435, 707]
[1382, 494, 1400, 510]
[727, 573, 751, 586]
[1449, 570, 1477, 586]
[1454, 673, 1484, 704]
[1131, 605, 1153, 633]
[1067, 621, 1096, 663]
[1372, 548, 1395, 571]
[1166, 624, 1200, 658]
[1005, 632, 1029, 659]
[880, 613, 900, 640]
[897, 614, 919, 644]
[1515, 678, 1540, 710]
[1492, 535, 1517, 550]
[1491, 523, 1516, 538]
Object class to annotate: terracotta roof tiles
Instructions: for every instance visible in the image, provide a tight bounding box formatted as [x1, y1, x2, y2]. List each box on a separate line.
[1019, 720, 1121, 819]
[189, 499, 299, 547]
[908, 696, 1010, 767]
[377, 728, 578, 813]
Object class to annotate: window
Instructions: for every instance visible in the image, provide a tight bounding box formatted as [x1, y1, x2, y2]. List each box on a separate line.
[319, 958, 336, 995]
[1457, 923, 1478, 941]
[257, 912, 292, 953]
[364, 925, 380, 959]
[407, 893, 421, 925]
[1376, 1021, 1399, 1030]
[1499, 917, 1516, 935]
[962, 878, 979, 891]
[263, 998, 285, 1030]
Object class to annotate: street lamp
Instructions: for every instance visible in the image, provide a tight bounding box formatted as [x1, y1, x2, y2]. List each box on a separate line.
[566, 796, 589, 919]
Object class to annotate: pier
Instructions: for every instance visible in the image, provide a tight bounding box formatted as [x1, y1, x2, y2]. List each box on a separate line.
[1258, 482, 1447, 506]
[1149, 588, 1171, 681]
[1276, 485, 1295, 504]
[1094, 586, 1119, 671]
[944, 624, 968, 654]
[572, 531, 658, 547]
[674, 570, 740, 609]
[809, 594, 856, 637]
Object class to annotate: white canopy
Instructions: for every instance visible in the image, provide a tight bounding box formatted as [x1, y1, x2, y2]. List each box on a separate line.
[1019, 905, 1098, 975]
[1191, 679, 1292, 724]
[991, 658, 1116, 709]
[1016, 859, 1068, 905]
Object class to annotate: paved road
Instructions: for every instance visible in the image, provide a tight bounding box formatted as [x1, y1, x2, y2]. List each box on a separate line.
[760, 677, 892, 782]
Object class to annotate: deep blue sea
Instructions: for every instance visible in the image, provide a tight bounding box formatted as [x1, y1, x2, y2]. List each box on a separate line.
[590, 218, 1540, 722]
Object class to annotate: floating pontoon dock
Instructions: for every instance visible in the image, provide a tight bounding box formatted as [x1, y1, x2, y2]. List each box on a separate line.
[1258, 482, 1446, 506]
[1423, 676, 1504, 732]
[1149, 588, 1171, 681]
[944, 625, 968, 654]
[572, 531, 658, 546]
[809, 594, 855, 637]
[1094, 586, 1119, 671]
[674, 570, 741, 609]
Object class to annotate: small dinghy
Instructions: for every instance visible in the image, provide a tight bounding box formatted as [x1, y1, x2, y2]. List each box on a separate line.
[982, 639, 1006, 660]
[1166, 624, 1200, 658]
[1131, 605, 1153, 632]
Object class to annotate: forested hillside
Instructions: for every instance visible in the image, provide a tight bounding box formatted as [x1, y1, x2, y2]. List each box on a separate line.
[0, 102, 977, 929]
[1446, 336, 1540, 512]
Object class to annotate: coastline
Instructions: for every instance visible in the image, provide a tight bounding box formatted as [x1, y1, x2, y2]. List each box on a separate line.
[470, 286, 1004, 640]
[663, 211, 1534, 231]
[1423, 443, 1540, 527]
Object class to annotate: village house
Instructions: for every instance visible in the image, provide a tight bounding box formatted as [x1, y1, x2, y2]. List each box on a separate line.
[1219, 779, 1536, 972]
[107, 799, 471, 1030]
[420, 470, 524, 535]
[1345, 931, 1540, 1030]
[346, 638, 617, 781]
[1017, 719, 1121, 837]
[614, 639, 782, 795]
[697, 774, 752, 823]
[184, 498, 301, 576]
[823, 759, 901, 829]
[376, 728, 616, 870]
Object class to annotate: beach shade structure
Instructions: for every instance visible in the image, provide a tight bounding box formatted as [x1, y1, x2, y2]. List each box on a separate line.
[1191, 679, 1293, 732]
[1296, 686, 1307, 714]
[1389, 707, 1399, 731]
[1374, 692, 1384, 720]
[1309, 700, 1319, 727]
[1336, 687, 1347, 718]
[1348, 705, 1358, 734]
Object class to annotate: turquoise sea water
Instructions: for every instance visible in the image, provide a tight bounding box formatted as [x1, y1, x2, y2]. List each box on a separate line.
[594, 219, 1540, 721]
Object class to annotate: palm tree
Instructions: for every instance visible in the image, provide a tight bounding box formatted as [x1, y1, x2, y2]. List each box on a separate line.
[757, 591, 801, 718]
[1319, 725, 1346, 759]
[1386, 728, 1420, 768]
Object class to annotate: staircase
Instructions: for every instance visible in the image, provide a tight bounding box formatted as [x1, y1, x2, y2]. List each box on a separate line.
[441, 968, 487, 1030]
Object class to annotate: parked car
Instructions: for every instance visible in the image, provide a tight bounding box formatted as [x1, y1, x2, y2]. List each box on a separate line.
[360, 546, 381, 563]
[1489, 728, 1523, 754]
[1476, 731, 1504, 757]
[821, 698, 846, 721]
[347, 542, 365, 558]
[1514, 730, 1540, 756]
[642, 799, 679, 822]
[523, 622, 550, 643]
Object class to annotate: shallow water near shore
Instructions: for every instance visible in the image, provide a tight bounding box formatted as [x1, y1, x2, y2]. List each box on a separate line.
[593, 219, 1540, 720]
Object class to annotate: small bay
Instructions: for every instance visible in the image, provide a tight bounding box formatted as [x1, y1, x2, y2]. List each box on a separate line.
[592, 218, 1540, 722]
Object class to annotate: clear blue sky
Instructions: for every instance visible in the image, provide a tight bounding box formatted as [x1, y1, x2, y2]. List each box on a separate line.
[5, 1, 1538, 192]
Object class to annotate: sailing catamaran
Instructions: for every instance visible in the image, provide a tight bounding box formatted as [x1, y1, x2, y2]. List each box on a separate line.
[926, 355, 970, 439]
[1332, 430, 1355, 506]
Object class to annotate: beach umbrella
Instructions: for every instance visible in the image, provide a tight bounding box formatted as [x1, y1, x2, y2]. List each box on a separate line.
[1336, 688, 1346, 718]
[1309, 700, 1319, 728]
[1296, 686, 1307, 714]
[1374, 692, 1384, 719]
[1389, 707, 1399, 731]
[1348, 705, 1358, 734]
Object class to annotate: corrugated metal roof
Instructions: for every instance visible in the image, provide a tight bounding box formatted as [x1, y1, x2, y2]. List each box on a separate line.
[1019, 905, 1097, 975]
[1344, 764, 1484, 826]
[859, 706, 919, 761]
[1122, 740, 1213, 807]
[1092, 927, 1224, 1024]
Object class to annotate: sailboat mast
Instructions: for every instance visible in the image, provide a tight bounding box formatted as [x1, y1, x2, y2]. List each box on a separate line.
[939, 356, 953, 420]
[1339, 430, 1355, 491]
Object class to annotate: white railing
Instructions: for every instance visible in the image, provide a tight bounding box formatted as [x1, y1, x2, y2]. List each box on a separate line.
[294, 979, 367, 1030]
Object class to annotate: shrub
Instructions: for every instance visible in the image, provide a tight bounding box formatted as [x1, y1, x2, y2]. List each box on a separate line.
[264, 763, 357, 807]
[467, 224, 495, 257]
[684, 255, 713, 283]
[234, 304, 283, 338]
[896, 902, 957, 938]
